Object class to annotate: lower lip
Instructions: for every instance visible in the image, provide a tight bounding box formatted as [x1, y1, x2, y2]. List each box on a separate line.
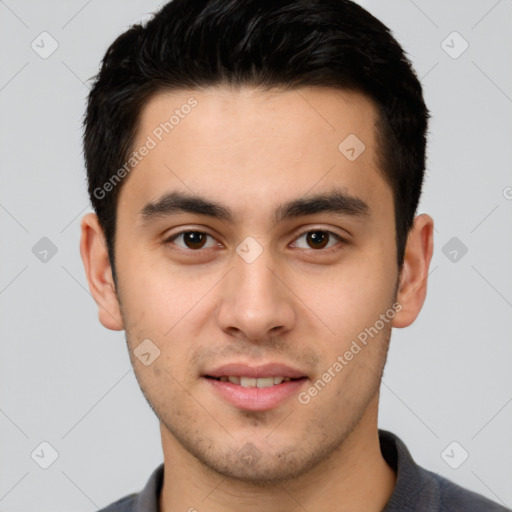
[204, 377, 307, 412]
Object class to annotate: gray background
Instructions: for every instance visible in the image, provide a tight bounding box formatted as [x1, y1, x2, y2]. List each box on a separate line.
[0, 0, 511, 510]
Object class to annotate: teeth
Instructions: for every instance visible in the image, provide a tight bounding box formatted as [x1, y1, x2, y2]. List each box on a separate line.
[240, 377, 257, 388]
[256, 377, 274, 388]
[218, 376, 294, 387]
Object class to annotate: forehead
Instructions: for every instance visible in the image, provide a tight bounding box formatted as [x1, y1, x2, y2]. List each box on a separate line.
[119, 85, 392, 225]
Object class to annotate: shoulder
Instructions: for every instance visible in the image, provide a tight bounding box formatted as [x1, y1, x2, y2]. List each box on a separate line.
[97, 493, 138, 512]
[379, 430, 509, 512]
[95, 463, 164, 512]
[428, 469, 509, 511]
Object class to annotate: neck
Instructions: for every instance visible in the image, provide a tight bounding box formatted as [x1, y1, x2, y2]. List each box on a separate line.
[158, 397, 396, 512]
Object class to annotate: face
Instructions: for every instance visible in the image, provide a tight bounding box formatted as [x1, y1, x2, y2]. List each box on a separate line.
[109, 86, 400, 482]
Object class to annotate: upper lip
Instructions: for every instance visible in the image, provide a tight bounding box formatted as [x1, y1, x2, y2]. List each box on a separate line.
[204, 363, 307, 379]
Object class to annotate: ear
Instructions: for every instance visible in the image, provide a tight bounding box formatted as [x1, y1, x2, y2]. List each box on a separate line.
[392, 213, 434, 328]
[80, 213, 124, 331]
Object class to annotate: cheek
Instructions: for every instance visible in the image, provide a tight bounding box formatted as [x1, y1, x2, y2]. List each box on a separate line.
[311, 257, 397, 343]
[118, 260, 223, 377]
[117, 251, 192, 334]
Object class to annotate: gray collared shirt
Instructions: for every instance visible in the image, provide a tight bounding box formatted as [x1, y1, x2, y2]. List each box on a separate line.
[98, 429, 509, 511]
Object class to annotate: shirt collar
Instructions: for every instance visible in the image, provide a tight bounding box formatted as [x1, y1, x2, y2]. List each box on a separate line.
[133, 462, 164, 512]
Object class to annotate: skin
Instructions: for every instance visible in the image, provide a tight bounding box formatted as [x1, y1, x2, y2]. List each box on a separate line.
[80, 85, 434, 512]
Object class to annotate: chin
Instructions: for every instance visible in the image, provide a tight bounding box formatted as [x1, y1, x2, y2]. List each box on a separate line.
[204, 450, 315, 485]
[176, 429, 341, 485]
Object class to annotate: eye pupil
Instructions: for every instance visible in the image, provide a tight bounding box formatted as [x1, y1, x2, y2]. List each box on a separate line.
[185, 232, 206, 249]
[307, 231, 328, 249]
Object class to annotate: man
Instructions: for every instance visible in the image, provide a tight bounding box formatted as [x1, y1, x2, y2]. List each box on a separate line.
[80, 0, 507, 510]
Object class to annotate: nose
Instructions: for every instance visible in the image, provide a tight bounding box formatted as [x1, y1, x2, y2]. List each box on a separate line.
[215, 248, 297, 342]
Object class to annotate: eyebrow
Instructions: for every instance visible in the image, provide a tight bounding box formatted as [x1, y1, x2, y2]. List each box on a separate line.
[139, 188, 369, 225]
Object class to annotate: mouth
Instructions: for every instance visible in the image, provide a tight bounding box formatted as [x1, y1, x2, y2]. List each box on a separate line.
[202, 363, 308, 411]
[205, 375, 305, 387]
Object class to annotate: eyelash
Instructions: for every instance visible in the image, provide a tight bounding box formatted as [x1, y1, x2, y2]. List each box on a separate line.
[163, 229, 346, 255]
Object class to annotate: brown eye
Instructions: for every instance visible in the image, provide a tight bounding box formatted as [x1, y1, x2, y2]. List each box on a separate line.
[292, 230, 343, 252]
[306, 231, 329, 249]
[167, 231, 217, 250]
[183, 232, 207, 249]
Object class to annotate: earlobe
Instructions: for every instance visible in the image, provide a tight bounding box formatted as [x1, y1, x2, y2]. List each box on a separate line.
[80, 213, 124, 331]
[392, 214, 434, 328]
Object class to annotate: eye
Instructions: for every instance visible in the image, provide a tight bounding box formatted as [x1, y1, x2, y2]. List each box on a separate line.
[164, 228, 345, 255]
[166, 231, 219, 251]
[291, 229, 344, 252]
